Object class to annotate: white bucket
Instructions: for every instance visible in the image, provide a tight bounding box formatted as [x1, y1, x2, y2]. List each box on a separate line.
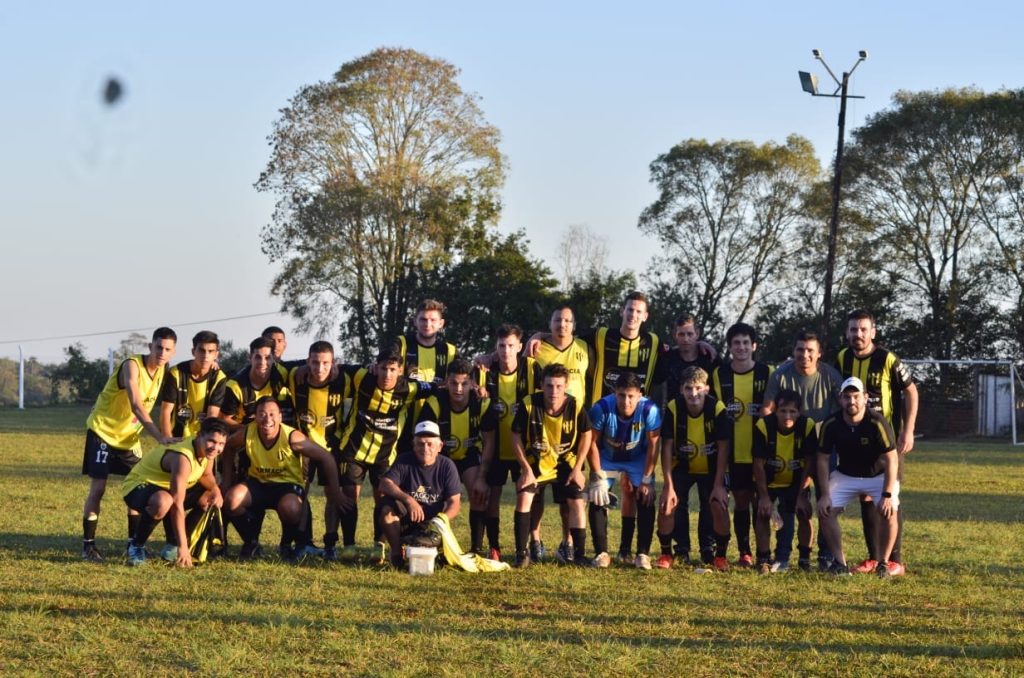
[406, 546, 437, 576]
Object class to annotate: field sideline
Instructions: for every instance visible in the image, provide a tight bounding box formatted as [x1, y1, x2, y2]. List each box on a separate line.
[1, 407, 1022, 676]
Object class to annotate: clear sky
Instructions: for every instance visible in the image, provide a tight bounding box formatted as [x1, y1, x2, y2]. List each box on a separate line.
[2, 1, 1021, 363]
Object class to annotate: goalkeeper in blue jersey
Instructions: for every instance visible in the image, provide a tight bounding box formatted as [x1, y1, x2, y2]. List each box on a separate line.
[587, 372, 662, 569]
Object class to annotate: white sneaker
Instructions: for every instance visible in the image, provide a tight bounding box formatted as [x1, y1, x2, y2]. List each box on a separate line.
[593, 552, 611, 568]
[634, 553, 652, 570]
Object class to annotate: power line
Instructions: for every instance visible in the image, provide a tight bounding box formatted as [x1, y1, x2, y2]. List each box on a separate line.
[0, 311, 284, 345]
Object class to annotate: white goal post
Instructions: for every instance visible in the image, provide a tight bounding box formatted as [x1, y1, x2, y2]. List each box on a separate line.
[902, 360, 1022, 445]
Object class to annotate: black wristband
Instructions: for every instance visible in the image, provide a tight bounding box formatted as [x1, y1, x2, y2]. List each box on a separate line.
[881, 491, 892, 498]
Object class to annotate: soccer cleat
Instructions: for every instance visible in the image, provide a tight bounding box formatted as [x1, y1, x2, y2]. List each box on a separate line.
[818, 555, 835, 573]
[572, 554, 594, 568]
[555, 541, 573, 564]
[876, 561, 892, 579]
[298, 544, 324, 559]
[887, 561, 906, 576]
[322, 546, 338, 562]
[239, 542, 263, 561]
[127, 544, 147, 567]
[617, 551, 634, 566]
[81, 544, 103, 563]
[373, 541, 388, 566]
[529, 540, 546, 563]
[674, 551, 691, 566]
[340, 544, 358, 561]
[513, 551, 532, 568]
[737, 553, 754, 568]
[488, 547, 502, 562]
[655, 554, 673, 569]
[635, 554, 652, 570]
[852, 558, 878, 574]
[278, 545, 296, 562]
[758, 561, 772, 575]
[713, 556, 730, 572]
[828, 561, 852, 576]
[770, 561, 790, 573]
[798, 557, 812, 573]
[593, 552, 612, 568]
[160, 544, 179, 562]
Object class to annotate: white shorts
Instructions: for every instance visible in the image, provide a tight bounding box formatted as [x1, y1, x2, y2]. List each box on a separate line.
[828, 471, 900, 511]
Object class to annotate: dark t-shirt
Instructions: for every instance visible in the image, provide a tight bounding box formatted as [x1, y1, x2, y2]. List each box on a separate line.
[817, 410, 896, 478]
[655, 350, 721, 402]
[382, 453, 461, 521]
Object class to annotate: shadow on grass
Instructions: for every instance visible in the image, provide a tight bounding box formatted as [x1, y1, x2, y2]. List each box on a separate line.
[901, 490, 1024, 523]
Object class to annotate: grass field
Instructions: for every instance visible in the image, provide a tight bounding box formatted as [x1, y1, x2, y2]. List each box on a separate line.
[1, 406, 1022, 676]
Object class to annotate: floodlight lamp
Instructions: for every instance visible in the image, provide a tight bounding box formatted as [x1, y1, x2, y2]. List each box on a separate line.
[859, 50, 869, 59]
[812, 49, 822, 59]
[799, 71, 819, 95]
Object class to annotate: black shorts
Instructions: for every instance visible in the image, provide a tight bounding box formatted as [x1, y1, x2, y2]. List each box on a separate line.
[727, 462, 755, 492]
[671, 467, 715, 505]
[123, 483, 205, 513]
[244, 479, 305, 512]
[315, 449, 343, 487]
[82, 429, 139, 479]
[379, 496, 434, 531]
[766, 484, 803, 513]
[340, 459, 389, 489]
[452, 450, 481, 477]
[486, 459, 522, 487]
[527, 461, 584, 504]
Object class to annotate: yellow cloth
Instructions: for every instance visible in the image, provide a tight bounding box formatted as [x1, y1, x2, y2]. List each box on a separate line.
[429, 514, 509, 573]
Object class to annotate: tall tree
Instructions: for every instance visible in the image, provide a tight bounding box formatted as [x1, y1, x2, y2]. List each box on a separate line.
[638, 135, 821, 331]
[256, 47, 505, 361]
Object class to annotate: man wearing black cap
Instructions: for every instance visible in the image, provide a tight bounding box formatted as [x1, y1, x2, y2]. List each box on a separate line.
[816, 377, 900, 578]
[379, 421, 462, 568]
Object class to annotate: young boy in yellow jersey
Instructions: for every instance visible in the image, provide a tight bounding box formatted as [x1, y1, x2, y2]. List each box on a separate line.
[80, 327, 178, 563]
[121, 417, 229, 567]
[473, 324, 541, 560]
[656, 367, 733, 570]
[222, 397, 346, 560]
[417, 358, 497, 554]
[159, 330, 227, 439]
[510, 364, 592, 567]
[752, 389, 816, 573]
[711, 322, 773, 567]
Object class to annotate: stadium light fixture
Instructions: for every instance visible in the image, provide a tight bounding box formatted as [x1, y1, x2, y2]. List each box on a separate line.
[798, 49, 868, 351]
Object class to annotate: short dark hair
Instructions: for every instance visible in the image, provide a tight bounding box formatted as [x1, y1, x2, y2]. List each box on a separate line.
[254, 395, 280, 412]
[614, 372, 644, 391]
[774, 389, 802, 410]
[308, 340, 334, 357]
[726, 322, 758, 345]
[623, 291, 649, 308]
[262, 326, 286, 337]
[446, 358, 473, 377]
[847, 309, 875, 325]
[550, 305, 576, 323]
[377, 347, 404, 366]
[152, 327, 177, 343]
[416, 299, 446, 315]
[795, 330, 820, 346]
[199, 417, 230, 438]
[673, 313, 700, 331]
[249, 336, 275, 354]
[192, 330, 219, 349]
[496, 323, 523, 340]
[542, 363, 570, 382]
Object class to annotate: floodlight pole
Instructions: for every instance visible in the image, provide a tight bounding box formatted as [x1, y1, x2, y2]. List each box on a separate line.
[800, 51, 866, 352]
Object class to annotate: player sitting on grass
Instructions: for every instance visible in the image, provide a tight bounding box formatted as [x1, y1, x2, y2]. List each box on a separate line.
[752, 389, 816, 573]
[121, 417, 228, 567]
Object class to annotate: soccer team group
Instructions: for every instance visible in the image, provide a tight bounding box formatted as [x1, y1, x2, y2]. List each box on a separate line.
[78, 294, 916, 578]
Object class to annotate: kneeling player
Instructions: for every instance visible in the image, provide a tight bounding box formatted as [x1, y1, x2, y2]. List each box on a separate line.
[510, 364, 592, 567]
[121, 417, 228, 567]
[587, 372, 661, 569]
[752, 389, 816, 573]
[223, 397, 346, 560]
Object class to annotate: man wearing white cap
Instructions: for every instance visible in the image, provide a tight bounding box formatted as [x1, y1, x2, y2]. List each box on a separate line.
[379, 421, 462, 568]
[816, 377, 900, 578]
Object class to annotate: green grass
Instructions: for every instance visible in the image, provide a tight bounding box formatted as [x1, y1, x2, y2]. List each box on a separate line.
[1, 407, 1022, 676]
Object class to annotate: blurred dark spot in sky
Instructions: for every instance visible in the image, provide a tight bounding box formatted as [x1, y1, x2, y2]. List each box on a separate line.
[102, 77, 124, 106]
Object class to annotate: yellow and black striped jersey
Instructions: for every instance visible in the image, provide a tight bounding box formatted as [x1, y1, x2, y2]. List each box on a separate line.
[244, 422, 304, 485]
[662, 396, 730, 474]
[336, 366, 432, 467]
[121, 437, 209, 495]
[712, 362, 774, 465]
[475, 359, 542, 462]
[288, 368, 348, 450]
[581, 327, 661, 407]
[533, 338, 589, 402]
[834, 347, 913, 433]
[417, 392, 497, 462]
[221, 364, 293, 426]
[753, 415, 816, 488]
[511, 393, 590, 482]
[394, 332, 459, 384]
[161, 361, 228, 438]
[86, 354, 166, 452]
